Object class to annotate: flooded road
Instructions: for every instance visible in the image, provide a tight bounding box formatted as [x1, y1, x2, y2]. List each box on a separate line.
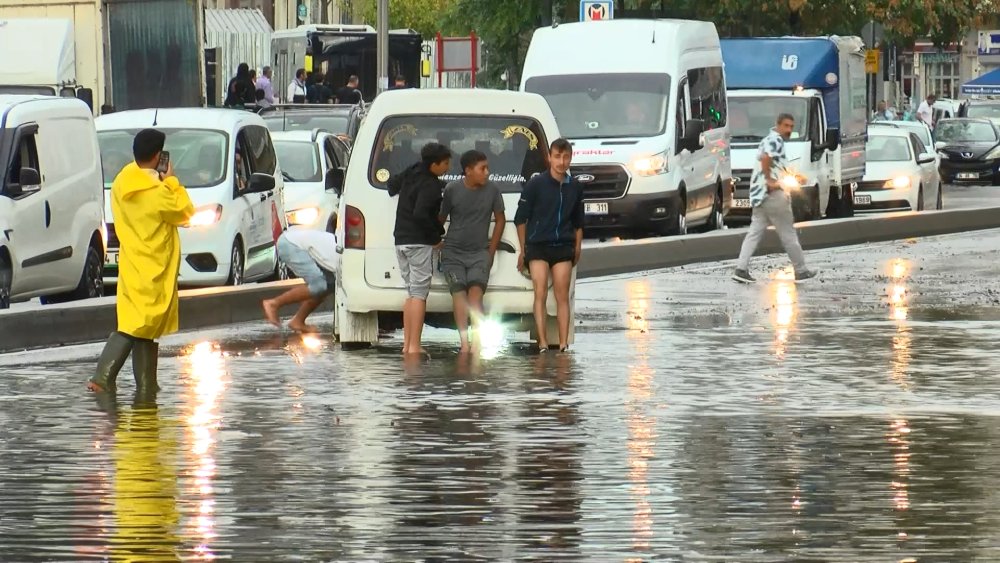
[2, 229, 1000, 561]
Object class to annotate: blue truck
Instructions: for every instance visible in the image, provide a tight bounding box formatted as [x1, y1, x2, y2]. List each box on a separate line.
[722, 36, 868, 222]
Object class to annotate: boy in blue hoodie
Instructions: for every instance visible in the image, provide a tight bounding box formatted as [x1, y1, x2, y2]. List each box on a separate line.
[514, 138, 584, 353]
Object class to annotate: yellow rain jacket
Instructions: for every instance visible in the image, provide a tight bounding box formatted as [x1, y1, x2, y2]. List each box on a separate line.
[112, 163, 194, 339]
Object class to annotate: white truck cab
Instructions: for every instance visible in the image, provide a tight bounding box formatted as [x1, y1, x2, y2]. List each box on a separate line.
[722, 36, 868, 222]
[0, 95, 105, 308]
[521, 19, 732, 237]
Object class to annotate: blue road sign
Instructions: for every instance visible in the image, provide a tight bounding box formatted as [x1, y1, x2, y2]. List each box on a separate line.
[580, 0, 614, 22]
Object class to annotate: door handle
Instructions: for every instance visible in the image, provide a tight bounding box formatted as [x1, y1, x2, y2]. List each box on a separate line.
[44, 201, 51, 228]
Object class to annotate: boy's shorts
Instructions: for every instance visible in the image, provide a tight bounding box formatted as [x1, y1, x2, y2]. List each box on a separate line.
[525, 243, 575, 267]
[395, 244, 433, 300]
[277, 236, 336, 297]
[441, 249, 489, 294]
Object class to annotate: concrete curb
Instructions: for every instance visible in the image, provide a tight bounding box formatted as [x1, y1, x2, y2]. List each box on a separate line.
[2, 207, 999, 353]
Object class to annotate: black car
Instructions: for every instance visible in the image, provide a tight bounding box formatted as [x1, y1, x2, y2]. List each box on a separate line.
[259, 103, 365, 144]
[935, 118, 1000, 185]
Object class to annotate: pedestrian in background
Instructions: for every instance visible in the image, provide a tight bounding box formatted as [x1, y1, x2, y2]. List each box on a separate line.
[87, 129, 194, 399]
[917, 93, 936, 129]
[732, 113, 817, 284]
[224, 62, 255, 107]
[262, 230, 340, 333]
[335, 75, 363, 104]
[388, 142, 451, 356]
[307, 72, 333, 104]
[872, 100, 894, 121]
[391, 75, 411, 90]
[256, 66, 275, 105]
[287, 68, 307, 104]
[514, 138, 584, 353]
[439, 149, 506, 353]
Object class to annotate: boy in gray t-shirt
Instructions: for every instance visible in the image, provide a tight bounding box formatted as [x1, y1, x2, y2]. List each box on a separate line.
[439, 149, 506, 352]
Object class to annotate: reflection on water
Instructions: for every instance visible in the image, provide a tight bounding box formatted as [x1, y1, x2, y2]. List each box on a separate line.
[3, 274, 1000, 559]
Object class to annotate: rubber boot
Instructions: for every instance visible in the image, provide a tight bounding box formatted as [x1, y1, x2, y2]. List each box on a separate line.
[89, 332, 134, 393]
[132, 340, 160, 405]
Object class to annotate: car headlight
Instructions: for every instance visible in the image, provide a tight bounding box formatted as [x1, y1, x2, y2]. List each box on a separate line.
[779, 174, 801, 190]
[630, 152, 668, 177]
[287, 206, 321, 226]
[187, 204, 223, 227]
[883, 175, 911, 189]
[986, 146, 1000, 159]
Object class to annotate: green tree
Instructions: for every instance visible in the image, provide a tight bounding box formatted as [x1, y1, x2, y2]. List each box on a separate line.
[345, 0, 458, 37]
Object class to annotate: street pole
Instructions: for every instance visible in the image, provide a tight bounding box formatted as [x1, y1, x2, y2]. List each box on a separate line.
[376, 0, 389, 95]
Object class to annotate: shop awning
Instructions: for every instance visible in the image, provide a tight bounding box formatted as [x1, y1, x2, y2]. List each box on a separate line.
[961, 68, 1000, 95]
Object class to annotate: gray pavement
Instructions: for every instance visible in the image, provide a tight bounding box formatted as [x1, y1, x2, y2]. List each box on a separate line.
[2, 228, 1000, 559]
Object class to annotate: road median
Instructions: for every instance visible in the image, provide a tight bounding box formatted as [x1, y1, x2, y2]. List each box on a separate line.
[3, 207, 999, 353]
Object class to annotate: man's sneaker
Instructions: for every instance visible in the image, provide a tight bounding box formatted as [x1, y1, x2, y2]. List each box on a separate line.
[732, 269, 756, 284]
[795, 269, 819, 283]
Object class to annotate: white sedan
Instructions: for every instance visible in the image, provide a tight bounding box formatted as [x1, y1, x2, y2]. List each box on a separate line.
[856, 128, 942, 213]
[272, 130, 350, 233]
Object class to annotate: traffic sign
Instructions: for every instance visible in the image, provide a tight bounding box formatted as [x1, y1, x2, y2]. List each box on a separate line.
[865, 49, 880, 74]
[580, 0, 613, 22]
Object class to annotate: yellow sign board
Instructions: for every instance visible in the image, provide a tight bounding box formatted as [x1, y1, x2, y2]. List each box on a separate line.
[865, 49, 880, 74]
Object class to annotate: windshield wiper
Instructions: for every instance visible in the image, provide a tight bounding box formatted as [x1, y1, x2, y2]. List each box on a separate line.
[281, 171, 295, 182]
[731, 135, 763, 142]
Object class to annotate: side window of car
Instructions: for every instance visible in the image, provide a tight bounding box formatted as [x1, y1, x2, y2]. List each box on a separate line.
[323, 139, 338, 169]
[674, 80, 688, 154]
[809, 99, 822, 142]
[686, 67, 727, 129]
[332, 138, 349, 168]
[243, 125, 277, 175]
[5, 131, 41, 190]
[910, 134, 923, 160]
[234, 130, 251, 194]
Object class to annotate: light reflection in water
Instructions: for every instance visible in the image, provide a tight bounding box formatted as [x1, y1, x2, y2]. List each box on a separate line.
[625, 280, 655, 551]
[887, 418, 912, 516]
[181, 341, 227, 560]
[887, 259, 912, 389]
[771, 269, 798, 360]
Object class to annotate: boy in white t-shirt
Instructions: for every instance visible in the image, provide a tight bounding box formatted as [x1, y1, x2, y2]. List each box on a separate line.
[262, 229, 340, 333]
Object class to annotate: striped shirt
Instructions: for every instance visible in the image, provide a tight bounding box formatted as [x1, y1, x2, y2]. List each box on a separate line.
[749, 128, 787, 207]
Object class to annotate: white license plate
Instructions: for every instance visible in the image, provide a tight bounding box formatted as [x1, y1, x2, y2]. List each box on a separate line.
[958, 172, 979, 179]
[733, 198, 752, 208]
[105, 252, 119, 265]
[584, 202, 609, 215]
[854, 195, 871, 205]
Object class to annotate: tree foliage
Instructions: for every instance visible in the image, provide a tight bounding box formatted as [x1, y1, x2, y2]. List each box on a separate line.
[346, 0, 458, 37]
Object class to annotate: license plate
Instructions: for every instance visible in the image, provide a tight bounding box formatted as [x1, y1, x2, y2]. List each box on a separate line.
[958, 172, 979, 179]
[584, 202, 609, 215]
[854, 195, 871, 205]
[733, 198, 752, 208]
[105, 252, 119, 266]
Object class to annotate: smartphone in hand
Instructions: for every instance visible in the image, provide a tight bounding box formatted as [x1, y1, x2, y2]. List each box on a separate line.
[156, 151, 170, 175]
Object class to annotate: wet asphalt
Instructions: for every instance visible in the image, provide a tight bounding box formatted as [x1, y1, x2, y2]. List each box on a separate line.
[2, 224, 1000, 560]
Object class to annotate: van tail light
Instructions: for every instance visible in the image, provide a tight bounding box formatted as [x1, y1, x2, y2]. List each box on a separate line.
[344, 205, 365, 249]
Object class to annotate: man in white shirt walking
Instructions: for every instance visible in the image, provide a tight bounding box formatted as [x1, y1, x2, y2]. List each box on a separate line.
[286, 68, 308, 104]
[917, 93, 936, 129]
[256, 66, 275, 105]
[262, 229, 340, 333]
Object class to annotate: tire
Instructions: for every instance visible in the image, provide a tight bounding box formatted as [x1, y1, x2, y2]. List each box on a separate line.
[827, 184, 855, 218]
[706, 186, 726, 231]
[916, 185, 925, 211]
[0, 260, 11, 310]
[936, 184, 944, 210]
[665, 192, 688, 236]
[40, 245, 104, 304]
[226, 240, 245, 286]
[792, 188, 820, 223]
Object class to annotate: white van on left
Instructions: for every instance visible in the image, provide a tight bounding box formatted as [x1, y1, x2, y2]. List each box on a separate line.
[0, 95, 106, 309]
[97, 108, 288, 287]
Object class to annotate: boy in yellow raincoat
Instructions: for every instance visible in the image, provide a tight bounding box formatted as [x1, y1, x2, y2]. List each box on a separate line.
[87, 128, 194, 397]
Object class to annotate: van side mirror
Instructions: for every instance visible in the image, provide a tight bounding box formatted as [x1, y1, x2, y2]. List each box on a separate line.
[917, 152, 936, 164]
[935, 141, 946, 150]
[76, 88, 94, 111]
[325, 167, 345, 195]
[7, 167, 42, 197]
[824, 127, 841, 150]
[680, 119, 705, 152]
[248, 173, 276, 193]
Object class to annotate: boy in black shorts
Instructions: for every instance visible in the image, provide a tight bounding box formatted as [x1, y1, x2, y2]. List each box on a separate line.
[439, 150, 506, 353]
[514, 138, 584, 352]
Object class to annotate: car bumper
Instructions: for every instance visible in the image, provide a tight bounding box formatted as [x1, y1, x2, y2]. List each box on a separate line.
[853, 183, 915, 213]
[939, 160, 999, 184]
[103, 252, 233, 287]
[725, 185, 815, 222]
[581, 190, 682, 234]
[102, 224, 235, 287]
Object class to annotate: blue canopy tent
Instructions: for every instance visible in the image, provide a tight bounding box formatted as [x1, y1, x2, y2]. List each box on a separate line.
[961, 68, 1000, 95]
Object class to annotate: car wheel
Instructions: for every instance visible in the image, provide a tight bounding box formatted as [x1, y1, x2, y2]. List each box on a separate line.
[41, 245, 104, 304]
[664, 192, 687, 236]
[936, 184, 944, 209]
[706, 186, 725, 231]
[0, 261, 11, 310]
[916, 185, 925, 211]
[227, 240, 245, 286]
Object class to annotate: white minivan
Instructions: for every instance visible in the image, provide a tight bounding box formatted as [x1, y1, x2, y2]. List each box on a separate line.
[335, 89, 568, 348]
[97, 109, 288, 287]
[520, 19, 732, 237]
[0, 95, 105, 309]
